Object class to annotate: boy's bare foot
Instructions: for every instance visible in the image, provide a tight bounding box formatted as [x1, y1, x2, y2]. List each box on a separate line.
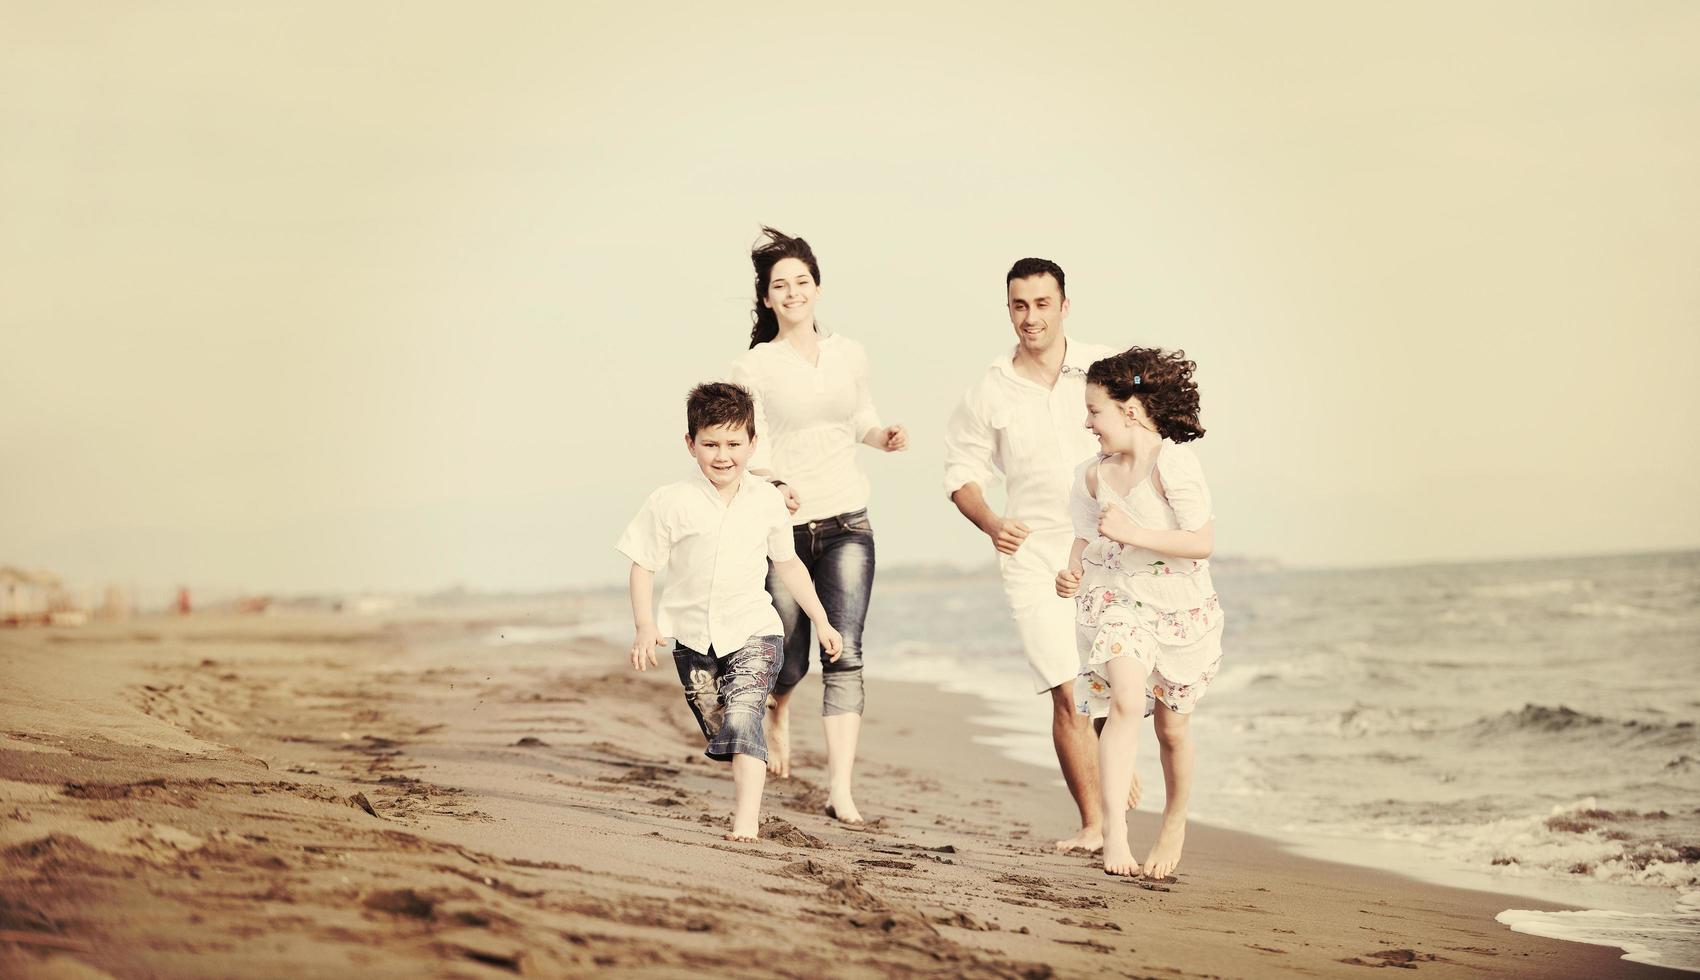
[824, 791, 864, 825]
[724, 831, 758, 843]
[1054, 825, 1104, 853]
[1142, 817, 1186, 880]
[765, 697, 791, 778]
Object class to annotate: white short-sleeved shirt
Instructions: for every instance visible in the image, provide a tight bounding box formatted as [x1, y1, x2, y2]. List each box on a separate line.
[730, 330, 882, 525]
[943, 338, 1119, 534]
[615, 471, 797, 656]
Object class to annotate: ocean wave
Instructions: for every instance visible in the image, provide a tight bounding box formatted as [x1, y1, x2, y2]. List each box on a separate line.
[1469, 578, 1595, 600]
[1497, 896, 1700, 973]
[1467, 704, 1699, 745]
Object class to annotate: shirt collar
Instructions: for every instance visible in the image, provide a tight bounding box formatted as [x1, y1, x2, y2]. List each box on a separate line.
[993, 337, 1089, 384]
[690, 467, 756, 502]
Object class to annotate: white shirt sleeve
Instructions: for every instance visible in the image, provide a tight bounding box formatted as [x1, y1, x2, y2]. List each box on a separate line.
[849, 339, 882, 442]
[1070, 458, 1101, 541]
[942, 386, 998, 497]
[764, 485, 798, 562]
[616, 487, 673, 572]
[728, 354, 773, 476]
[1155, 444, 1214, 531]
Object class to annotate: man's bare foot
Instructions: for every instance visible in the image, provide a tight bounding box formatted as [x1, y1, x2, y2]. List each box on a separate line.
[765, 697, 790, 778]
[1142, 818, 1186, 879]
[1054, 825, 1104, 853]
[1103, 826, 1139, 876]
[824, 791, 864, 825]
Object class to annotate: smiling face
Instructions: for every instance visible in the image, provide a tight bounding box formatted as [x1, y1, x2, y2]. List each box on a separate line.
[1007, 273, 1069, 356]
[1084, 382, 1154, 453]
[762, 256, 820, 333]
[685, 422, 755, 490]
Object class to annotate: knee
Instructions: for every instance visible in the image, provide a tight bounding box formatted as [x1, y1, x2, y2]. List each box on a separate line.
[1155, 716, 1192, 749]
[822, 667, 864, 717]
[1108, 691, 1143, 723]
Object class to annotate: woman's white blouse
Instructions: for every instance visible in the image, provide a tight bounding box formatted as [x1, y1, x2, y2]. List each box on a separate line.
[943, 339, 1119, 533]
[730, 331, 883, 525]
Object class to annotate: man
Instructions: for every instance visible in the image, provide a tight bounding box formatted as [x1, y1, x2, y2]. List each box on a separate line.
[943, 258, 1116, 853]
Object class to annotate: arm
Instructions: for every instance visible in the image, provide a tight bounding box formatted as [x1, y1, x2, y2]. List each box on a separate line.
[1055, 537, 1089, 597]
[627, 564, 667, 670]
[1097, 514, 1215, 559]
[951, 482, 1030, 556]
[731, 359, 800, 513]
[770, 558, 844, 660]
[851, 339, 904, 452]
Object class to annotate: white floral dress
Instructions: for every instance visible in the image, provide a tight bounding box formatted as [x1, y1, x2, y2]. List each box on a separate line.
[1071, 442, 1225, 719]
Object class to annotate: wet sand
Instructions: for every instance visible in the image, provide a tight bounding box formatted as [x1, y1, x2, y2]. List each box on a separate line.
[0, 609, 1678, 978]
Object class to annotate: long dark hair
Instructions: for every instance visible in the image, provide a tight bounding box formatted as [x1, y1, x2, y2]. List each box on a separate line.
[748, 226, 822, 348]
[1087, 346, 1206, 443]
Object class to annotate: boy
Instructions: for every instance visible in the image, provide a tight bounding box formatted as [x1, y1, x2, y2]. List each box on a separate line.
[617, 382, 842, 841]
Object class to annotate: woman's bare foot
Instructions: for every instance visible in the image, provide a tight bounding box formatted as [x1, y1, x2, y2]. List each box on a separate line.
[724, 831, 758, 842]
[824, 792, 864, 825]
[1142, 817, 1186, 880]
[1054, 825, 1104, 853]
[1102, 824, 1139, 876]
[765, 697, 790, 778]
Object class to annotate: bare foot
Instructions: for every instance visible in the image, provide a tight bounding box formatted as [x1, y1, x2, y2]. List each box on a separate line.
[824, 793, 865, 825]
[724, 831, 757, 842]
[765, 697, 790, 778]
[1103, 826, 1139, 876]
[1054, 825, 1104, 853]
[1142, 818, 1186, 880]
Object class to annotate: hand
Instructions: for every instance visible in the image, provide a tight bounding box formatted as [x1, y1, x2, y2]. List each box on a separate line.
[630, 626, 666, 671]
[817, 623, 844, 662]
[879, 425, 908, 452]
[1055, 564, 1083, 598]
[1097, 505, 1144, 547]
[990, 518, 1030, 556]
[775, 482, 801, 514]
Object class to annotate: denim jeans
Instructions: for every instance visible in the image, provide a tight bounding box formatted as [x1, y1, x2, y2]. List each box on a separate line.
[671, 634, 783, 762]
[766, 508, 875, 716]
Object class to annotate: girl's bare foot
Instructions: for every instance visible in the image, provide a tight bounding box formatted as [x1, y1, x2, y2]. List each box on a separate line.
[824, 792, 864, 825]
[765, 697, 790, 778]
[1102, 825, 1139, 876]
[1142, 818, 1186, 880]
[1054, 825, 1104, 853]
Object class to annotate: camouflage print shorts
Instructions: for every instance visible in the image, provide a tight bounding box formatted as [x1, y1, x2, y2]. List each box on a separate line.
[671, 635, 782, 762]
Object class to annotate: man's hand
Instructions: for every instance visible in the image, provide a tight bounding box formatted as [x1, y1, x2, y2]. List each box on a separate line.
[774, 482, 801, 514]
[630, 626, 666, 671]
[1098, 505, 1144, 548]
[990, 518, 1031, 556]
[817, 623, 844, 662]
[1055, 563, 1083, 598]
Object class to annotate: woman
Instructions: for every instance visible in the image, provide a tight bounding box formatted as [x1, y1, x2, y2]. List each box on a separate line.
[730, 227, 906, 825]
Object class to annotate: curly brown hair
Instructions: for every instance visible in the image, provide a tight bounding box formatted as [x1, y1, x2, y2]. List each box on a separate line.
[1086, 347, 1206, 443]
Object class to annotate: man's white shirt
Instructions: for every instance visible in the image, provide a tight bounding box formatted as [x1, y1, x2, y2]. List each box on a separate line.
[943, 338, 1119, 533]
[616, 470, 797, 656]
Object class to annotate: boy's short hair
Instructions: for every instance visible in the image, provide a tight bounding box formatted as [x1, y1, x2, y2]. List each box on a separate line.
[686, 382, 757, 440]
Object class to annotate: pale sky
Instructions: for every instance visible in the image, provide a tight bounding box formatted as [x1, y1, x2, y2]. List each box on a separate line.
[3, 1, 1698, 594]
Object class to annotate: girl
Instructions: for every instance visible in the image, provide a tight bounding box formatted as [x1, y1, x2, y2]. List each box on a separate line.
[729, 227, 907, 825]
[1055, 347, 1223, 879]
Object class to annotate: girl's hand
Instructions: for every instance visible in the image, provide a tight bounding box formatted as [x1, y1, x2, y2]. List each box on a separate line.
[1098, 505, 1145, 547]
[880, 425, 908, 452]
[817, 623, 844, 662]
[630, 626, 666, 671]
[1055, 565, 1082, 598]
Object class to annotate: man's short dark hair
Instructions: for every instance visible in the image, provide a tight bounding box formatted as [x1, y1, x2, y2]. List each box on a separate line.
[1006, 257, 1066, 298]
[686, 382, 757, 440]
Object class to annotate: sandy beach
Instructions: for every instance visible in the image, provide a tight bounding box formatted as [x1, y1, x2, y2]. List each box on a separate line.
[0, 607, 1678, 978]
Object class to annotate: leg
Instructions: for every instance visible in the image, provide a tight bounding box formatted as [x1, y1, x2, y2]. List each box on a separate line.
[1098, 656, 1149, 875]
[1143, 699, 1194, 879]
[728, 753, 766, 841]
[815, 513, 873, 823]
[765, 554, 811, 778]
[1051, 683, 1103, 852]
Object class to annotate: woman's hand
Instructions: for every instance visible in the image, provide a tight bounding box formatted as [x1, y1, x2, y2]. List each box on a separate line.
[864, 425, 908, 452]
[773, 481, 801, 514]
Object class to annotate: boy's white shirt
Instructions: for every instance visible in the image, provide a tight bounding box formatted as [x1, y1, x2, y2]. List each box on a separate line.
[729, 329, 882, 525]
[616, 470, 796, 657]
[942, 338, 1119, 534]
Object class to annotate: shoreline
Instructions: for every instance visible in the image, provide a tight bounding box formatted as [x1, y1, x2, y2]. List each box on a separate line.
[1, 609, 1683, 977]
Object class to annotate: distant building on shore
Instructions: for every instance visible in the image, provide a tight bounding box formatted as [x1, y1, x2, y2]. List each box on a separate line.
[1, 566, 78, 626]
